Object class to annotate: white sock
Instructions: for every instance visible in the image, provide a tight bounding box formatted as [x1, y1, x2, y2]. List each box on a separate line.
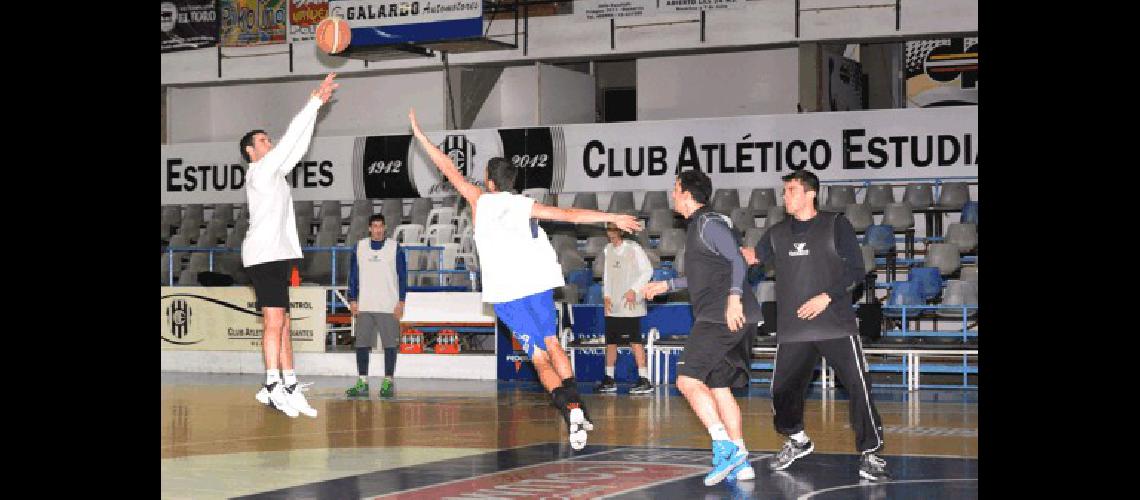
[637, 366, 648, 378]
[708, 424, 730, 442]
[605, 366, 615, 377]
[358, 375, 368, 383]
[283, 369, 297, 386]
[733, 439, 747, 454]
[266, 370, 281, 387]
[790, 431, 809, 444]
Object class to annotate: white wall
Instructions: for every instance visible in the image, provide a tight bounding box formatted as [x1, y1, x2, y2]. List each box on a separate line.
[161, 0, 977, 86]
[636, 49, 800, 121]
[166, 71, 446, 144]
[538, 64, 596, 126]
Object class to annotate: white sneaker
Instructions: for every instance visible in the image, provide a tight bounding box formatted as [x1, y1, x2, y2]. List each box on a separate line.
[568, 408, 588, 450]
[284, 382, 318, 418]
[262, 383, 298, 418]
[255, 386, 270, 405]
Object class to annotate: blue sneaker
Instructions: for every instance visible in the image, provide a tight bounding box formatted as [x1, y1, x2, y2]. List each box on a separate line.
[726, 451, 755, 481]
[704, 440, 745, 486]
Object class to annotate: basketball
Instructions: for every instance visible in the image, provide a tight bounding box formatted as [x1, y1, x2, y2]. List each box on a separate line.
[315, 16, 351, 54]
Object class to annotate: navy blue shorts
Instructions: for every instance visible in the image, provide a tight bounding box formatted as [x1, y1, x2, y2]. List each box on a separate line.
[493, 289, 558, 358]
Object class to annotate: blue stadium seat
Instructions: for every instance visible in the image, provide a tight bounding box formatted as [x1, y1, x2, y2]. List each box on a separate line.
[883, 281, 923, 318]
[907, 267, 943, 301]
[566, 268, 594, 291]
[960, 201, 978, 225]
[652, 267, 678, 282]
[864, 224, 895, 254]
[584, 283, 605, 304]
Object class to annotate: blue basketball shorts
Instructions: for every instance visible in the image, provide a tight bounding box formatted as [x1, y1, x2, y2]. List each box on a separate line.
[493, 289, 558, 358]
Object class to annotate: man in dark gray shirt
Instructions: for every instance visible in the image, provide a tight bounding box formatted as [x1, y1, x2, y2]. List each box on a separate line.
[642, 170, 762, 486]
[741, 170, 890, 481]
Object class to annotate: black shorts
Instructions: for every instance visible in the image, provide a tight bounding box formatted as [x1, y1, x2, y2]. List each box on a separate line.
[245, 259, 297, 310]
[676, 321, 756, 389]
[604, 316, 644, 345]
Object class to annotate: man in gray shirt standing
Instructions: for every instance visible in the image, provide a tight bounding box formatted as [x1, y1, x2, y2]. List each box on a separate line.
[741, 170, 889, 481]
[642, 170, 762, 486]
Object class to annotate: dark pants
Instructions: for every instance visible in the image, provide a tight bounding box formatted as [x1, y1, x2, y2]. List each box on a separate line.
[771, 335, 884, 453]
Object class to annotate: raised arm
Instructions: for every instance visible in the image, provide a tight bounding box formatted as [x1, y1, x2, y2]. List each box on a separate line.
[262, 73, 338, 176]
[408, 108, 483, 207]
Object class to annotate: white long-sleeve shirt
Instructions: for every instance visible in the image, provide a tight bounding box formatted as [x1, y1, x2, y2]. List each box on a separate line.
[603, 239, 654, 317]
[241, 96, 322, 267]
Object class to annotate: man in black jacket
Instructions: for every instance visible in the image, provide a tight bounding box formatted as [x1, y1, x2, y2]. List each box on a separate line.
[741, 170, 890, 481]
[642, 169, 762, 486]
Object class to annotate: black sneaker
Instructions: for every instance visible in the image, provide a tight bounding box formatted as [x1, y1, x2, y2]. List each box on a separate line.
[768, 438, 814, 471]
[859, 452, 890, 481]
[629, 377, 654, 394]
[596, 376, 617, 393]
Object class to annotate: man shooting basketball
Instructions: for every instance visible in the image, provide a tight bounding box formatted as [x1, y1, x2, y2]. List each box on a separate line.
[242, 73, 338, 418]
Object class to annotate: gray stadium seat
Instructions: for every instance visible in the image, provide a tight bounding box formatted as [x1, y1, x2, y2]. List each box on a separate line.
[382, 198, 405, 226]
[844, 203, 873, 232]
[959, 265, 978, 286]
[351, 199, 374, 219]
[161, 253, 182, 285]
[410, 198, 434, 227]
[657, 228, 687, 257]
[646, 209, 677, 237]
[860, 244, 876, 274]
[936, 182, 971, 209]
[729, 208, 756, 235]
[765, 206, 786, 227]
[641, 191, 670, 213]
[925, 243, 961, 276]
[944, 223, 977, 252]
[882, 203, 915, 231]
[178, 269, 200, 286]
[938, 280, 978, 319]
[607, 191, 636, 213]
[319, 200, 341, 221]
[825, 186, 857, 212]
[293, 200, 314, 219]
[743, 227, 767, 249]
[211, 203, 234, 225]
[864, 184, 896, 210]
[748, 188, 777, 212]
[903, 183, 934, 208]
[582, 236, 609, 258]
[559, 251, 587, 276]
[572, 192, 598, 210]
[711, 189, 740, 213]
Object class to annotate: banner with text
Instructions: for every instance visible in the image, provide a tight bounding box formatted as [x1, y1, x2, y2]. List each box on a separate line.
[220, 0, 288, 47]
[161, 106, 977, 204]
[288, 0, 329, 43]
[161, 1, 219, 52]
[161, 287, 326, 351]
[329, 0, 483, 46]
[577, 0, 746, 21]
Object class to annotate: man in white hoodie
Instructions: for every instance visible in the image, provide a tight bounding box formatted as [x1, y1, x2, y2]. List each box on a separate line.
[597, 223, 654, 394]
[243, 73, 338, 418]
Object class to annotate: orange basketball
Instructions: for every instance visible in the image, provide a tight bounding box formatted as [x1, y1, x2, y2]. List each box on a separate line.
[315, 16, 351, 54]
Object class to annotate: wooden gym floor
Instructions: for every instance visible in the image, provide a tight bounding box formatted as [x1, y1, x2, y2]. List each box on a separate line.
[161, 373, 977, 499]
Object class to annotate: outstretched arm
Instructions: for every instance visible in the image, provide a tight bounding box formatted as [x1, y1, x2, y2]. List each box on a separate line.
[408, 108, 482, 207]
[529, 203, 642, 233]
[262, 73, 338, 176]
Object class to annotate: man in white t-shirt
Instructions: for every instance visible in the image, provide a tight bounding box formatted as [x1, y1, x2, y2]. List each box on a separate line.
[244, 73, 338, 419]
[598, 223, 655, 394]
[409, 109, 641, 450]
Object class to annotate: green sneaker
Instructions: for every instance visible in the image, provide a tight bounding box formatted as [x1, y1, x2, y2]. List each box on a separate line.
[379, 378, 394, 398]
[345, 379, 369, 397]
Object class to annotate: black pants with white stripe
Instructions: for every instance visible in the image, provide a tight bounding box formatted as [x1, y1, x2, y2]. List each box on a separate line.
[771, 335, 884, 453]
